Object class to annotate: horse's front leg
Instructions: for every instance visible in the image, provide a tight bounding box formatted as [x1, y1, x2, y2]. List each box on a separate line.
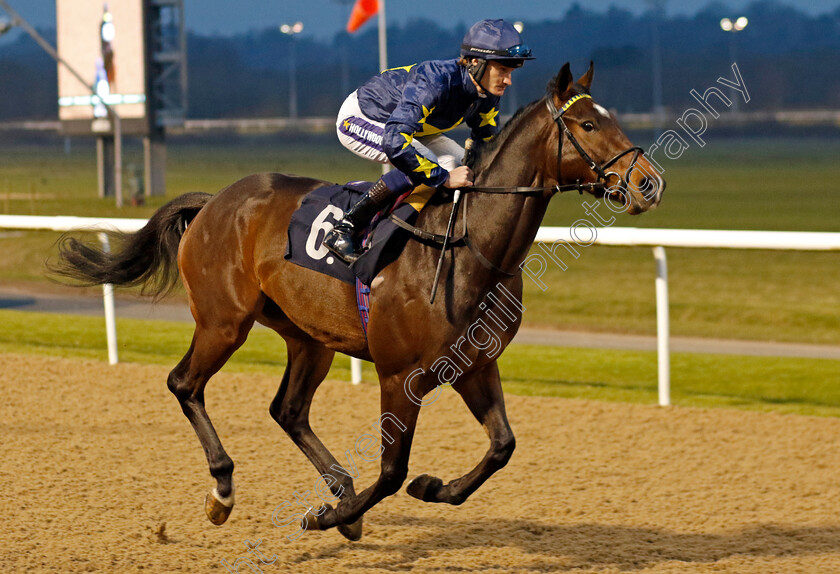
[406, 360, 515, 505]
[302, 371, 423, 531]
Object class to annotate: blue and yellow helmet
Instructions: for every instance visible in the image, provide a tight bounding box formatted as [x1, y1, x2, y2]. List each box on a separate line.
[460, 19, 535, 68]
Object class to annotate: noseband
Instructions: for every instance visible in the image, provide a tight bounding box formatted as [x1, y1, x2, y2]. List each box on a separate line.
[545, 92, 645, 195]
[390, 92, 661, 278]
[466, 92, 651, 197]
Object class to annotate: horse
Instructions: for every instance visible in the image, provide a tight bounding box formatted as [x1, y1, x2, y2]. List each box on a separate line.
[54, 62, 664, 541]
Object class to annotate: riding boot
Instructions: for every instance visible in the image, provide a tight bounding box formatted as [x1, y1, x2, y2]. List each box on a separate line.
[323, 178, 398, 264]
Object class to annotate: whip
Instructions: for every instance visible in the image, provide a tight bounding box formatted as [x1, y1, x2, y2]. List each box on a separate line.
[429, 188, 462, 304]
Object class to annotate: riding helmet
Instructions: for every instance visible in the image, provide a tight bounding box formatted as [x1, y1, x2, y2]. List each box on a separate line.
[460, 19, 534, 87]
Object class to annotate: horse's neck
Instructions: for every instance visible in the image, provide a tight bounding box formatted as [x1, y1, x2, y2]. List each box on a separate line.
[465, 105, 553, 273]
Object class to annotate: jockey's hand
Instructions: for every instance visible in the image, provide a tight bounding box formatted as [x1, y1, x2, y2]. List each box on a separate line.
[444, 166, 474, 189]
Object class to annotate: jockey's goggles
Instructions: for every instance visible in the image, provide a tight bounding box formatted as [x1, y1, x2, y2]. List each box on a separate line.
[501, 44, 533, 58]
[461, 43, 534, 59]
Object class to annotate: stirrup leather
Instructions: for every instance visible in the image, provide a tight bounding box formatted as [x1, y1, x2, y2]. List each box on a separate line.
[323, 179, 395, 264]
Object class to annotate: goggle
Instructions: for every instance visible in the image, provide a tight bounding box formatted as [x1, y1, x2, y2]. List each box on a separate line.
[503, 44, 532, 58]
[462, 43, 533, 59]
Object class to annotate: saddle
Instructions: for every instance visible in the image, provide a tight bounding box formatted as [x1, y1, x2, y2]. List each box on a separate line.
[285, 181, 438, 285]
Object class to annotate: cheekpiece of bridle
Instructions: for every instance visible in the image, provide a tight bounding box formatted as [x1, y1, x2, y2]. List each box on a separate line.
[461, 91, 650, 198]
[545, 92, 645, 196]
[393, 90, 660, 284]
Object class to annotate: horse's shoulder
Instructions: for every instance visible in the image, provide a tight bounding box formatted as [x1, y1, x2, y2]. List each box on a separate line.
[413, 188, 453, 224]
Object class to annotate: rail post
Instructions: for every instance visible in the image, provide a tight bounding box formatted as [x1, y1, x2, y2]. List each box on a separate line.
[97, 232, 119, 365]
[351, 358, 362, 384]
[653, 246, 670, 406]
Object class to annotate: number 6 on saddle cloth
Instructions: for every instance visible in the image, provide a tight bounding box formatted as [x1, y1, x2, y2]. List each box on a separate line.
[285, 180, 440, 288]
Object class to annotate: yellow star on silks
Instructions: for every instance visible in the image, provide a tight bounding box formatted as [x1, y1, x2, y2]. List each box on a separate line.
[413, 154, 438, 178]
[479, 107, 499, 127]
[399, 132, 414, 150]
[418, 105, 435, 125]
[384, 64, 416, 73]
[343, 120, 350, 130]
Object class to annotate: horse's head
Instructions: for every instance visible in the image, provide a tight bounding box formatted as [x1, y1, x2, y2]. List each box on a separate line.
[546, 62, 665, 214]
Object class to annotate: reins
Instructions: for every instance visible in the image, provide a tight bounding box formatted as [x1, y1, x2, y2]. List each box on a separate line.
[390, 91, 648, 277]
[389, 191, 520, 277]
[463, 182, 603, 195]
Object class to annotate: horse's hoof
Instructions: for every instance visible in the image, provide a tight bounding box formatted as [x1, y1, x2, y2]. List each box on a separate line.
[406, 474, 444, 502]
[205, 488, 234, 525]
[302, 504, 331, 532]
[337, 516, 364, 542]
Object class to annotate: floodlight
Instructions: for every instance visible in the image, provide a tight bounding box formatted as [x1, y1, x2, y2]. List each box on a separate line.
[280, 22, 304, 35]
[513, 21, 524, 33]
[720, 18, 733, 31]
[734, 16, 748, 30]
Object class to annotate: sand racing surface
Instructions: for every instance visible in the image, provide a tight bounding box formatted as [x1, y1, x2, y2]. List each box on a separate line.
[1, 352, 839, 573]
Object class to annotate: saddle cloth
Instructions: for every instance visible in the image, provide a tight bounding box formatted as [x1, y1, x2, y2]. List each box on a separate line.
[285, 181, 435, 285]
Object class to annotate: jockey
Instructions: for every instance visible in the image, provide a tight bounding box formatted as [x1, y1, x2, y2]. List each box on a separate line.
[324, 18, 535, 264]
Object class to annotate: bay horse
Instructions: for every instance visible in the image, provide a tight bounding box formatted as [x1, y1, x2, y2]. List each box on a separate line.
[54, 63, 664, 541]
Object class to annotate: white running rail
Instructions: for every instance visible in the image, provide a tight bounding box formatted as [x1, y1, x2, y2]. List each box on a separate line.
[2, 214, 838, 404]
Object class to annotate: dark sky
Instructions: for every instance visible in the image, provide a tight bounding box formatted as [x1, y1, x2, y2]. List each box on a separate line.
[4, 0, 840, 40]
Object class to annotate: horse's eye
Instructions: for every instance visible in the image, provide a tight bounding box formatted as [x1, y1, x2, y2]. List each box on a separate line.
[582, 121, 595, 132]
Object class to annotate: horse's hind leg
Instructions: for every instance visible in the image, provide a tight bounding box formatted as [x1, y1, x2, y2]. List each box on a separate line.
[406, 360, 516, 505]
[269, 337, 365, 541]
[167, 316, 255, 525]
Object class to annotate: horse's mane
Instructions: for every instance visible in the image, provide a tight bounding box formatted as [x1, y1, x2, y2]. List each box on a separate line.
[467, 82, 592, 174]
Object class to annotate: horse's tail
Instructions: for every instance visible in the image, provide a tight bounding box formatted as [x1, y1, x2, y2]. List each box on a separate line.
[50, 192, 213, 299]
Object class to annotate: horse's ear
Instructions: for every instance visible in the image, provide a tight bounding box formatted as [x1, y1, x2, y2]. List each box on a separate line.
[550, 63, 574, 97]
[577, 61, 594, 92]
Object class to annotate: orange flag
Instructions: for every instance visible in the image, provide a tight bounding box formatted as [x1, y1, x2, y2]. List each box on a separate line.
[346, 0, 378, 33]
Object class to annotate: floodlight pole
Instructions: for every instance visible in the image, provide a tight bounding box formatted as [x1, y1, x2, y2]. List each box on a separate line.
[279, 22, 304, 120]
[332, 0, 354, 97]
[348, 0, 389, 384]
[646, 0, 666, 138]
[720, 16, 748, 114]
[0, 0, 122, 207]
[377, 0, 388, 74]
[378, 0, 390, 178]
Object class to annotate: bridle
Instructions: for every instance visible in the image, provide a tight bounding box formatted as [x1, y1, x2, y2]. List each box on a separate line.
[544, 92, 648, 196]
[389, 91, 659, 276]
[468, 91, 650, 197]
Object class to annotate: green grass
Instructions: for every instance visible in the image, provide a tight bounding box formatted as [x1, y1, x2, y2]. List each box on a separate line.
[0, 308, 837, 417]
[520, 246, 840, 344]
[498, 345, 840, 418]
[0, 308, 353, 380]
[542, 137, 840, 232]
[0, 135, 838, 344]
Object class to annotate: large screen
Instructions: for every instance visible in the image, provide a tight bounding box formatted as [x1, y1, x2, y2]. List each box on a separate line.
[57, 0, 148, 134]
